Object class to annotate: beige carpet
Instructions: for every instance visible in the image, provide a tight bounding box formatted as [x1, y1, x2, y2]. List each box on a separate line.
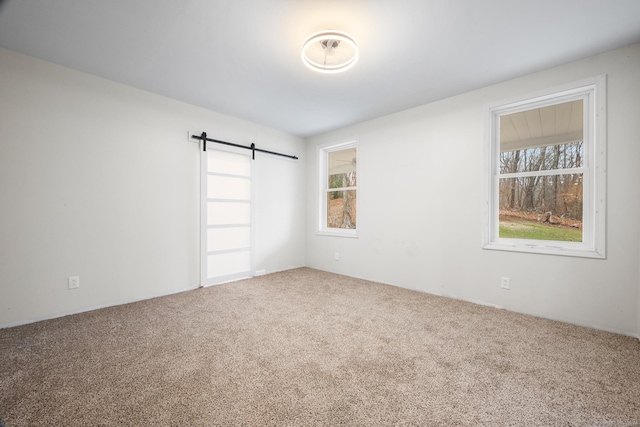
[1, 267, 639, 426]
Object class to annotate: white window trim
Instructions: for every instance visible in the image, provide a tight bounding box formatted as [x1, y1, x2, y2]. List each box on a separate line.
[317, 140, 358, 238]
[483, 75, 606, 258]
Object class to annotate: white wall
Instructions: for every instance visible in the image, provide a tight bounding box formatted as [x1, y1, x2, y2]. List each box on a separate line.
[306, 43, 640, 337]
[0, 47, 306, 328]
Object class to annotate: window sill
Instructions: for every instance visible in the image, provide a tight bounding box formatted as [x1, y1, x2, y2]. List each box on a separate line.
[483, 241, 605, 259]
[317, 230, 359, 239]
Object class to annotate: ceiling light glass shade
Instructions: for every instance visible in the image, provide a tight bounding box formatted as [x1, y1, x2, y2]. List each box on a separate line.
[301, 31, 359, 74]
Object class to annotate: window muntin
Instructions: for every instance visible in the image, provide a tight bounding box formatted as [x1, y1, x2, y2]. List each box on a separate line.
[318, 142, 357, 237]
[484, 76, 605, 258]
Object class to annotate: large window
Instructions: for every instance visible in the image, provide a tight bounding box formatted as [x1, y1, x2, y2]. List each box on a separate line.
[318, 141, 357, 237]
[484, 76, 606, 258]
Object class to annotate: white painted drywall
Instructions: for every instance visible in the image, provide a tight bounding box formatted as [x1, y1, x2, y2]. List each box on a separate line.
[306, 43, 640, 337]
[0, 48, 306, 328]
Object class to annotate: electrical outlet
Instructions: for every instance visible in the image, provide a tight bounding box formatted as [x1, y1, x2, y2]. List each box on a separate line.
[68, 276, 80, 290]
[500, 277, 510, 290]
[334, 252, 340, 261]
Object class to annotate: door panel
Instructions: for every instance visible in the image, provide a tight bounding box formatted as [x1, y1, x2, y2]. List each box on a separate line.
[201, 148, 252, 285]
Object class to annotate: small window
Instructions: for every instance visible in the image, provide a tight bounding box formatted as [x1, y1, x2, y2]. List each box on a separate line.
[484, 76, 606, 258]
[318, 141, 357, 237]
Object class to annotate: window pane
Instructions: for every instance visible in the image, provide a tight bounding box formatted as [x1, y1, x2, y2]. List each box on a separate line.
[328, 148, 356, 188]
[329, 171, 357, 189]
[327, 190, 356, 229]
[500, 141, 583, 174]
[500, 100, 583, 174]
[498, 174, 583, 241]
[500, 142, 584, 174]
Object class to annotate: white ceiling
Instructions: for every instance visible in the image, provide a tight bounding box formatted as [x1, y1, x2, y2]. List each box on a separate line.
[1, 0, 639, 138]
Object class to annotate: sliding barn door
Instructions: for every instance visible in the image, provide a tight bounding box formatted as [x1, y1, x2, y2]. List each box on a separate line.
[201, 148, 252, 286]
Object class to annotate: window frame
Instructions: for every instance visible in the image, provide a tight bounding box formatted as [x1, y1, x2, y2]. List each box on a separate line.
[483, 75, 606, 258]
[317, 140, 358, 238]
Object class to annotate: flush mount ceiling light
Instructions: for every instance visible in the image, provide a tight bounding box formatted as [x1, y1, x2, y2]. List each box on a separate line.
[301, 30, 359, 74]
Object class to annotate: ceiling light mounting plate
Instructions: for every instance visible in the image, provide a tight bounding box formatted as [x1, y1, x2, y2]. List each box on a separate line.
[302, 30, 358, 74]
